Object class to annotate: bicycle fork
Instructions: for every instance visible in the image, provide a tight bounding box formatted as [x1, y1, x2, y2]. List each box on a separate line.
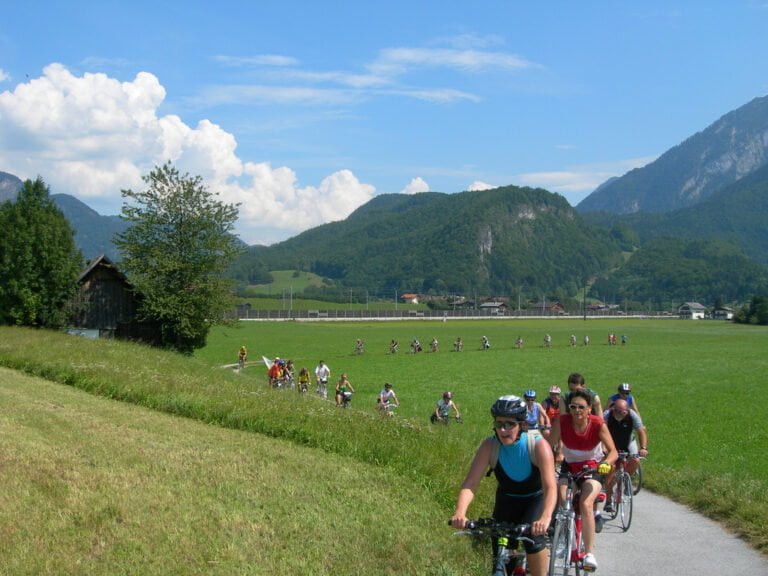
[493, 536, 526, 576]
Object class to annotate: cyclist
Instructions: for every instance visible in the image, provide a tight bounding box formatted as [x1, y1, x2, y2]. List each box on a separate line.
[430, 337, 439, 352]
[548, 389, 618, 571]
[481, 335, 490, 350]
[523, 389, 550, 433]
[566, 372, 603, 416]
[450, 396, 556, 576]
[605, 382, 642, 420]
[378, 382, 399, 415]
[602, 398, 649, 513]
[389, 339, 398, 354]
[267, 357, 283, 388]
[542, 386, 564, 461]
[335, 373, 355, 407]
[238, 345, 247, 368]
[355, 338, 365, 354]
[431, 391, 461, 423]
[453, 337, 463, 352]
[283, 359, 295, 388]
[314, 360, 331, 399]
[297, 367, 311, 394]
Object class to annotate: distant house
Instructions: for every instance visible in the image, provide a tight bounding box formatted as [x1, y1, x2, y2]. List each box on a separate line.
[400, 293, 420, 304]
[69, 254, 158, 342]
[529, 300, 565, 315]
[712, 306, 734, 320]
[479, 301, 508, 315]
[678, 302, 707, 320]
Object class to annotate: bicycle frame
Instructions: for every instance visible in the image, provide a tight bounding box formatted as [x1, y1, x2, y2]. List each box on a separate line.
[549, 467, 596, 575]
[452, 519, 532, 576]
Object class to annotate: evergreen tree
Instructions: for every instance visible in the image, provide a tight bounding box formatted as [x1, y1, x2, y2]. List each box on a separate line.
[0, 177, 83, 328]
[115, 162, 242, 353]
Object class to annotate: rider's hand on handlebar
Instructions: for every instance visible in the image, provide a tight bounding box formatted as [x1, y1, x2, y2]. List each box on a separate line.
[598, 462, 611, 475]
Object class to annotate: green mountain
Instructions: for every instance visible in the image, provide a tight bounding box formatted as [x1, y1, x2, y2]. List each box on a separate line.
[578, 95, 768, 214]
[51, 194, 128, 262]
[583, 162, 768, 266]
[239, 185, 622, 296]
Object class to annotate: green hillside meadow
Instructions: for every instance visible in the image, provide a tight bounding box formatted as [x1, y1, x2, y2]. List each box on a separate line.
[1, 319, 767, 574]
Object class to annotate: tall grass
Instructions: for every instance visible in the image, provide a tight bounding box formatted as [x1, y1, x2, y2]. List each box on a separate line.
[0, 367, 473, 575]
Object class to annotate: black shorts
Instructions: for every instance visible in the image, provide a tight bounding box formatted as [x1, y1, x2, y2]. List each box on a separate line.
[492, 491, 547, 554]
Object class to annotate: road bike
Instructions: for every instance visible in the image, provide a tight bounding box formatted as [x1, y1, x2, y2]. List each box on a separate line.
[604, 451, 633, 532]
[548, 467, 598, 575]
[451, 518, 532, 576]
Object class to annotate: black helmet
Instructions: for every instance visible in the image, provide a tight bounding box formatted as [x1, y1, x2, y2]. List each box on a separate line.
[490, 395, 527, 420]
[618, 383, 632, 393]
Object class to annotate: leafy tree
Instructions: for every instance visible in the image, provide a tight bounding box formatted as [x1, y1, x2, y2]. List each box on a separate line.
[115, 162, 241, 353]
[0, 177, 83, 328]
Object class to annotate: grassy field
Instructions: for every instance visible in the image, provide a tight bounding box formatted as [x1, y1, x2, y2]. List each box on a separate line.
[1, 319, 767, 573]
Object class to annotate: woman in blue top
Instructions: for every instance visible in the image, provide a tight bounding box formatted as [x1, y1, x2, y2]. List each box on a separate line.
[524, 389, 551, 433]
[450, 396, 556, 576]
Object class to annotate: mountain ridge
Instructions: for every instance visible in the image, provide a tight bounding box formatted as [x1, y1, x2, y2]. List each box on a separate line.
[578, 94, 768, 213]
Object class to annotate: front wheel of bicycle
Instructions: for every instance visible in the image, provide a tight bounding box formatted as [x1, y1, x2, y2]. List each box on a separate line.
[549, 516, 572, 576]
[619, 472, 633, 531]
[631, 461, 643, 495]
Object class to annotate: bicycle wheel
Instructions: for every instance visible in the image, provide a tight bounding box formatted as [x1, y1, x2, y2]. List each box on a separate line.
[619, 472, 633, 531]
[548, 515, 572, 576]
[631, 461, 643, 495]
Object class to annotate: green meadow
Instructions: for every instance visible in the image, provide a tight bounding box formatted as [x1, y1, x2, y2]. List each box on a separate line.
[0, 319, 766, 574]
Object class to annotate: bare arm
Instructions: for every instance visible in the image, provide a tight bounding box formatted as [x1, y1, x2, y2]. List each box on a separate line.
[533, 439, 557, 535]
[451, 438, 492, 528]
[592, 394, 603, 417]
[636, 426, 648, 457]
[598, 423, 618, 466]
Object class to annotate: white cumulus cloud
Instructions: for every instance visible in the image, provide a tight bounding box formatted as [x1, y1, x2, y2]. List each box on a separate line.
[467, 180, 496, 191]
[0, 64, 375, 245]
[400, 177, 430, 195]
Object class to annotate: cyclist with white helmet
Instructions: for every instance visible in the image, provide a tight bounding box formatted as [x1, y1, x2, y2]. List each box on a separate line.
[450, 396, 556, 576]
[431, 391, 461, 423]
[605, 382, 642, 419]
[523, 389, 550, 434]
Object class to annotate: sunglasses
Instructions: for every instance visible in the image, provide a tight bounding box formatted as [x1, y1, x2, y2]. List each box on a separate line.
[493, 420, 521, 431]
[569, 404, 589, 411]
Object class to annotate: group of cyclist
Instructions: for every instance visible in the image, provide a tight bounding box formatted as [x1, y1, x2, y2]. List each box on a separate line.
[451, 374, 649, 574]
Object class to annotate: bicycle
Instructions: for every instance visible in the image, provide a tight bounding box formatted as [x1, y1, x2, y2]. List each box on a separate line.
[603, 451, 633, 532]
[451, 518, 532, 576]
[548, 466, 598, 575]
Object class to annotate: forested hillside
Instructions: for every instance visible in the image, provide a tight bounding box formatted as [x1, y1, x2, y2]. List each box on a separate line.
[237, 186, 622, 296]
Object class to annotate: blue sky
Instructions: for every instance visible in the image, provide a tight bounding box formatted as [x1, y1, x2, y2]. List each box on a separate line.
[1, 1, 767, 245]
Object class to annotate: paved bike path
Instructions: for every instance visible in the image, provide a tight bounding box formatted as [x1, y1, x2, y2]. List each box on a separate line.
[594, 490, 767, 575]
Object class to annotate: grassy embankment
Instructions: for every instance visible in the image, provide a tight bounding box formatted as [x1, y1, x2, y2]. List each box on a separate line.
[1, 319, 767, 574]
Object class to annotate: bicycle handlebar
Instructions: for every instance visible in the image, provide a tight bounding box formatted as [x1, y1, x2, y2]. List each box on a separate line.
[448, 518, 532, 537]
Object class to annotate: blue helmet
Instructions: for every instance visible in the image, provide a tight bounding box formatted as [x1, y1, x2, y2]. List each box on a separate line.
[524, 389, 537, 400]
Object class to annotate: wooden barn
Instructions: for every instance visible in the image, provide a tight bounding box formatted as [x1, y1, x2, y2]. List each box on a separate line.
[69, 254, 158, 342]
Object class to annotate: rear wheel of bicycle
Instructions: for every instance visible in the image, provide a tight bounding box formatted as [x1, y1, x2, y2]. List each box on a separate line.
[631, 461, 643, 495]
[548, 516, 572, 576]
[619, 472, 633, 531]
